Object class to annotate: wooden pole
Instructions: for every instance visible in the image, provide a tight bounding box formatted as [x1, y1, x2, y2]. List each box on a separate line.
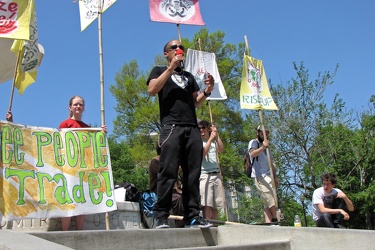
[98, 0, 105, 126]
[243, 35, 279, 214]
[258, 112, 278, 208]
[97, 0, 110, 230]
[177, 24, 182, 42]
[8, 48, 24, 115]
[197, 38, 229, 221]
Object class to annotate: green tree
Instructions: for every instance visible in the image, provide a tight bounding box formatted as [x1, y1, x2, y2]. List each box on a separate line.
[108, 136, 149, 191]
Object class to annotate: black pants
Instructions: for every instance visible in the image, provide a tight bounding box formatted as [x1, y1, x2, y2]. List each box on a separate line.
[316, 198, 346, 228]
[154, 125, 203, 222]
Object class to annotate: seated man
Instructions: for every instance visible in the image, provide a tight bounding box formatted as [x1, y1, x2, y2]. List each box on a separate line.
[149, 155, 184, 228]
[312, 172, 354, 228]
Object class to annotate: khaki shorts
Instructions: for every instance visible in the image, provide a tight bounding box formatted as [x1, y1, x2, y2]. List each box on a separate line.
[199, 173, 224, 208]
[254, 175, 276, 208]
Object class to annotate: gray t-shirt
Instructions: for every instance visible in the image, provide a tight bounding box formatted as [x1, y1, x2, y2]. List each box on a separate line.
[247, 139, 273, 178]
[201, 140, 219, 173]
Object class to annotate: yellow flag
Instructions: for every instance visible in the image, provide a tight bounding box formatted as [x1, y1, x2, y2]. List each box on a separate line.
[10, 1, 39, 95]
[240, 55, 278, 110]
[0, 0, 34, 40]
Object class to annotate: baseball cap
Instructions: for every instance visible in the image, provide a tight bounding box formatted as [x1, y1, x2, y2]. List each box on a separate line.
[256, 125, 270, 132]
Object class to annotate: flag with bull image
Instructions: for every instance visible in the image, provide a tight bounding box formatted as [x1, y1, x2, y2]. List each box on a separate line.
[0, 122, 116, 221]
[240, 54, 278, 110]
[149, 0, 205, 25]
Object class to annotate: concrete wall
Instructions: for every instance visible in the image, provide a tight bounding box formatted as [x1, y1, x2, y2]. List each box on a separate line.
[0, 201, 142, 232]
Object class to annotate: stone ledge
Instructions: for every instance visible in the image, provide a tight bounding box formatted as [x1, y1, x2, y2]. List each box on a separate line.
[1, 201, 142, 232]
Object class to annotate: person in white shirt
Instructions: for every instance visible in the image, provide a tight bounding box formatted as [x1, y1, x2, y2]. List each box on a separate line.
[312, 172, 354, 228]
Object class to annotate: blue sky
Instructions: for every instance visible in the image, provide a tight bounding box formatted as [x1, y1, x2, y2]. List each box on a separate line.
[1, 0, 374, 134]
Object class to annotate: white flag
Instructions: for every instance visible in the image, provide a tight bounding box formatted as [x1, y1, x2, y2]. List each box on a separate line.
[185, 49, 227, 100]
[79, 0, 117, 31]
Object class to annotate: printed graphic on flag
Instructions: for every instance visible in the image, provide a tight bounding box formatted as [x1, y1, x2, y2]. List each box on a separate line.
[79, 0, 117, 31]
[240, 55, 278, 110]
[10, 5, 41, 95]
[149, 0, 205, 26]
[185, 49, 226, 100]
[0, 0, 35, 40]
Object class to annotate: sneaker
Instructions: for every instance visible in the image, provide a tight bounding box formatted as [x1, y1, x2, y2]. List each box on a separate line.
[185, 216, 213, 228]
[334, 224, 346, 229]
[156, 217, 170, 229]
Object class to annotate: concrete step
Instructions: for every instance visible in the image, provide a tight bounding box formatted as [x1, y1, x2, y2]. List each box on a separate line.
[167, 240, 291, 250]
[2, 223, 374, 250]
[30, 228, 218, 250]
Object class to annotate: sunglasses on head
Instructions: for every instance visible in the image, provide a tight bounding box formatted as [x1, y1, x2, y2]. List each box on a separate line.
[198, 126, 207, 130]
[169, 44, 185, 51]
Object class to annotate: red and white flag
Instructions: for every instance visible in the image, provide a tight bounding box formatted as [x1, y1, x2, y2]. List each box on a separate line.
[149, 0, 205, 26]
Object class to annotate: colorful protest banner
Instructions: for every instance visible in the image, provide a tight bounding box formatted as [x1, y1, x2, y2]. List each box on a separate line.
[185, 48, 227, 100]
[0, 0, 34, 40]
[0, 121, 116, 222]
[79, 0, 117, 31]
[149, 0, 205, 26]
[240, 54, 278, 110]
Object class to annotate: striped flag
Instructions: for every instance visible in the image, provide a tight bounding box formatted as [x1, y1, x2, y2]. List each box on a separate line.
[240, 55, 278, 110]
[185, 49, 226, 100]
[0, 0, 34, 40]
[149, 0, 205, 26]
[79, 0, 117, 31]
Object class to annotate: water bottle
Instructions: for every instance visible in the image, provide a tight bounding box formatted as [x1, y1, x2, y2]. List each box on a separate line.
[294, 215, 302, 227]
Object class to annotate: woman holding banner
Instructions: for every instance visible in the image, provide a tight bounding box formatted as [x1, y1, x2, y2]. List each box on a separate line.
[59, 95, 107, 231]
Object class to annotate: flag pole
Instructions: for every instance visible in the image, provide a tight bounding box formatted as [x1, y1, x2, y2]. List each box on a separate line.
[177, 24, 182, 42]
[98, 0, 105, 126]
[97, 0, 110, 230]
[244, 35, 279, 211]
[198, 39, 229, 221]
[8, 47, 24, 118]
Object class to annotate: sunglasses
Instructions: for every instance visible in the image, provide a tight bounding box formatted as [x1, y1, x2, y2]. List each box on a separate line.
[169, 44, 185, 51]
[198, 126, 207, 130]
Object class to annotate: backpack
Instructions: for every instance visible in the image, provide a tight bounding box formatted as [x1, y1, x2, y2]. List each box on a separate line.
[244, 140, 259, 177]
[139, 191, 158, 229]
[140, 191, 158, 218]
[244, 151, 252, 177]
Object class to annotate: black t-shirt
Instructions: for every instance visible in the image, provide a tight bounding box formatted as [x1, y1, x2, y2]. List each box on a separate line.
[147, 66, 200, 126]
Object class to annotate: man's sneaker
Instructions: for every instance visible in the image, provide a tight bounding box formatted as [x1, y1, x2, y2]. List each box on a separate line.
[334, 224, 346, 229]
[185, 216, 213, 228]
[156, 217, 170, 229]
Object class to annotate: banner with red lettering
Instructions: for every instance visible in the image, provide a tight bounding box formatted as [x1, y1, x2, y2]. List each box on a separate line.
[0, 0, 34, 40]
[149, 0, 205, 26]
[0, 121, 116, 222]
